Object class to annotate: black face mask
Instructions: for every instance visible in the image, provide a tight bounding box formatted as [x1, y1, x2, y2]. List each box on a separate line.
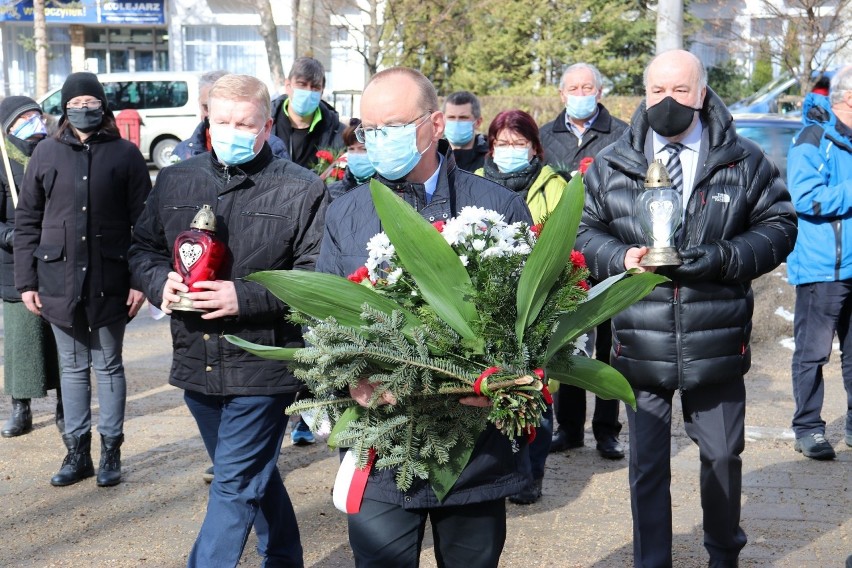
[646, 96, 700, 138]
[66, 107, 104, 133]
[21, 138, 41, 157]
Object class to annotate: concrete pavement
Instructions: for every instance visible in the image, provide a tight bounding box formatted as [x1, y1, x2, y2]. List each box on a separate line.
[0, 274, 850, 567]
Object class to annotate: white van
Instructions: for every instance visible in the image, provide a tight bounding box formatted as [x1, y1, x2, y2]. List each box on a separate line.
[39, 71, 200, 169]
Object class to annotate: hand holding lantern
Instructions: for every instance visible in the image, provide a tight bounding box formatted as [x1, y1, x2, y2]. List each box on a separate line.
[636, 160, 683, 267]
[168, 204, 227, 312]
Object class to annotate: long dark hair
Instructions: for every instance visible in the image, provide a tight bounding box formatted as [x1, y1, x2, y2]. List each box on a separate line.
[54, 110, 119, 140]
[487, 110, 544, 161]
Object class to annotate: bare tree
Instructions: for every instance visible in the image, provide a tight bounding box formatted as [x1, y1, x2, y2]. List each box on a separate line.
[750, 0, 852, 93]
[254, 0, 286, 89]
[322, 0, 386, 76]
[34, 0, 48, 97]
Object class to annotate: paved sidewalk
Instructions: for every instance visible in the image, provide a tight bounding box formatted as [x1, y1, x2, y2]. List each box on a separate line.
[0, 290, 850, 567]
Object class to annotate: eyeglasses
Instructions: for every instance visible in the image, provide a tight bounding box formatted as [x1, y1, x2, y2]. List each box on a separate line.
[355, 111, 432, 143]
[66, 100, 102, 110]
[494, 139, 531, 150]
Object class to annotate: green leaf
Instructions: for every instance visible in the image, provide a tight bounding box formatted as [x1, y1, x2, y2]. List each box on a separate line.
[544, 271, 668, 362]
[327, 406, 365, 449]
[547, 356, 636, 410]
[515, 172, 584, 342]
[370, 180, 482, 350]
[247, 270, 422, 333]
[424, 423, 483, 501]
[223, 335, 302, 360]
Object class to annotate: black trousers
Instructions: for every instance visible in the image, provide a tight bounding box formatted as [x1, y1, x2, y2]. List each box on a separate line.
[348, 497, 506, 568]
[555, 320, 622, 441]
[626, 378, 748, 567]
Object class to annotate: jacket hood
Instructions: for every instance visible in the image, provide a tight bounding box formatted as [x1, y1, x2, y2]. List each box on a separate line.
[802, 93, 834, 128]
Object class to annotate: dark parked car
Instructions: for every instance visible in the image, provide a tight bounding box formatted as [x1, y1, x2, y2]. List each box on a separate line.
[733, 113, 802, 181]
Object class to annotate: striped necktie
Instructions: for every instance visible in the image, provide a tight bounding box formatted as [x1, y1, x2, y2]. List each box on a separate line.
[663, 142, 684, 193]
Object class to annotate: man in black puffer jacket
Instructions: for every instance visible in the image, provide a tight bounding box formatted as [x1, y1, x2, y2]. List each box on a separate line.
[577, 50, 797, 568]
[317, 67, 531, 568]
[129, 75, 326, 567]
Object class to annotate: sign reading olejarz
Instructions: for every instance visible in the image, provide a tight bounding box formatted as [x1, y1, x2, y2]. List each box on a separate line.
[101, 2, 164, 25]
[0, 1, 164, 25]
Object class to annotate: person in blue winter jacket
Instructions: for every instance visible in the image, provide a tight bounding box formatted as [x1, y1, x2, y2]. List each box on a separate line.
[786, 66, 852, 460]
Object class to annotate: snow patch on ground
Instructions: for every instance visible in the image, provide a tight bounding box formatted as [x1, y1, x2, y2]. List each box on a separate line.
[774, 306, 794, 322]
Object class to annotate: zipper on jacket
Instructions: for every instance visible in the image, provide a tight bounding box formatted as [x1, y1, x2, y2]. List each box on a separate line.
[673, 283, 685, 393]
[833, 219, 842, 281]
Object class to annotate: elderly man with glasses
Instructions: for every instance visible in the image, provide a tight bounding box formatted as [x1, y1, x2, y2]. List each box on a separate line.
[316, 66, 532, 568]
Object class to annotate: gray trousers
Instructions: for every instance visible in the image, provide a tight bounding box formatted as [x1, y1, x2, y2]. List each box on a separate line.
[51, 313, 127, 438]
[626, 378, 747, 567]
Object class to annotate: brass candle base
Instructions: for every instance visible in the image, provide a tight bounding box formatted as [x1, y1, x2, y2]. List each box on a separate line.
[640, 246, 682, 267]
[167, 292, 205, 312]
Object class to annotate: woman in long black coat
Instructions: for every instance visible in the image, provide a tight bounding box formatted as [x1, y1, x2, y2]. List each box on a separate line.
[14, 73, 151, 487]
[0, 96, 61, 438]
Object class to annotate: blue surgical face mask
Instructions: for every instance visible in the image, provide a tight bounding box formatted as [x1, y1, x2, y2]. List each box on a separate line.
[210, 124, 260, 166]
[290, 88, 321, 116]
[365, 120, 431, 180]
[444, 120, 475, 146]
[346, 152, 376, 181]
[11, 114, 47, 140]
[492, 147, 531, 173]
[565, 94, 598, 120]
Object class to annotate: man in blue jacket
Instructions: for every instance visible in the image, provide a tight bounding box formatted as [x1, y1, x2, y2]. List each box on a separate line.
[787, 66, 852, 460]
[317, 67, 531, 568]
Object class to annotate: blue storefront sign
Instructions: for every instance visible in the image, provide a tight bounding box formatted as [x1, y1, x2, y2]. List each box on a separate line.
[101, 1, 164, 25]
[0, 0, 164, 24]
[0, 0, 98, 23]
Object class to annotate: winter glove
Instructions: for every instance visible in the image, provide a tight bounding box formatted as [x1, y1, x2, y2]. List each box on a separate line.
[0, 227, 13, 252]
[671, 242, 728, 281]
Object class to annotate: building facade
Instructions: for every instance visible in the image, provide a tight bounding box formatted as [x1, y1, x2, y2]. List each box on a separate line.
[0, 0, 368, 105]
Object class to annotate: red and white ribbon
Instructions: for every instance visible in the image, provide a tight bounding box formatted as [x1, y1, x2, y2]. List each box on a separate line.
[332, 448, 376, 514]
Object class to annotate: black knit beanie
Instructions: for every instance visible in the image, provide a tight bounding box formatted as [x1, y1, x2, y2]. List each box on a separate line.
[60, 72, 107, 112]
[0, 96, 41, 133]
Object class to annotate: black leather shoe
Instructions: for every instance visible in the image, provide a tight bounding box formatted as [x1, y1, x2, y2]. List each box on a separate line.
[595, 434, 624, 459]
[509, 478, 542, 505]
[2, 398, 33, 438]
[97, 433, 124, 487]
[51, 432, 95, 486]
[549, 429, 583, 453]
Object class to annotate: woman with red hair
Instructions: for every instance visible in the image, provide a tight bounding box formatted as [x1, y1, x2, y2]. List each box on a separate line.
[475, 109, 567, 224]
[475, 109, 568, 505]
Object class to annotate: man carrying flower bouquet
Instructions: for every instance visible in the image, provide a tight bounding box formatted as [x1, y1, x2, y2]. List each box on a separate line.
[577, 50, 797, 568]
[316, 67, 533, 567]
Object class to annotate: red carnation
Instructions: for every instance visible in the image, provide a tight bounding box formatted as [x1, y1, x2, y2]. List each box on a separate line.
[347, 266, 370, 283]
[531, 223, 543, 238]
[334, 168, 345, 180]
[570, 250, 587, 269]
[577, 280, 590, 291]
[578, 156, 594, 174]
[432, 220, 445, 232]
[316, 150, 334, 162]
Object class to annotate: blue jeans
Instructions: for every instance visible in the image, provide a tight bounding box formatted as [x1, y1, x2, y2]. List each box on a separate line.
[184, 390, 303, 568]
[51, 314, 127, 438]
[792, 281, 852, 438]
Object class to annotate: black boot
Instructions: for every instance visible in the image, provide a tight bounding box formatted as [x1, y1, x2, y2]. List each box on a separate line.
[97, 433, 123, 487]
[50, 432, 95, 486]
[2, 398, 33, 438]
[55, 396, 65, 434]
